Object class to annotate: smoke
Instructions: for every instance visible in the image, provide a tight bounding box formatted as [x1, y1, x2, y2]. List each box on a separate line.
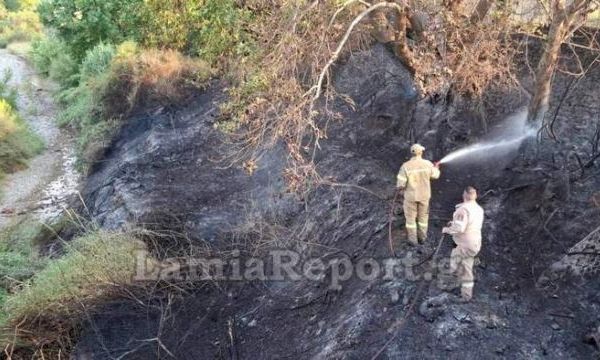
[439, 109, 535, 165]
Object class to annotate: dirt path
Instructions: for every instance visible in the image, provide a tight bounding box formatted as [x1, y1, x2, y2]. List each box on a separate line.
[0, 49, 79, 227]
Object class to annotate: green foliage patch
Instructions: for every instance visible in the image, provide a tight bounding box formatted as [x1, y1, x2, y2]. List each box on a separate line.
[0, 215, 65, 323]
[37, 0, 143, 59]
[1, 229, 146, 348]
[79, 42, 115, 81]
[139, 0, 253, 64]
[29, 36, 69, 76]
[0, 71, 43, 184]
[0, 1, 42, 48]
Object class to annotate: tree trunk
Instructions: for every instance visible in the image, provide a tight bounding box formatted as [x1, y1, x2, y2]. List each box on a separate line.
[469, 0, 494, 23]
[527, 0, 569, 127]
[526, 0, 594, 128]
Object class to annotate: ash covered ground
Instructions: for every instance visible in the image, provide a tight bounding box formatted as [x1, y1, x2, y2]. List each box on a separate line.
[74, 43, 600, 359]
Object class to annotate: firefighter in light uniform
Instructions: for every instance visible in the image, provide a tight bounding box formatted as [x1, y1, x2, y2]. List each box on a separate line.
[396, 144, 441, 245]
[442, 186, 484, 301]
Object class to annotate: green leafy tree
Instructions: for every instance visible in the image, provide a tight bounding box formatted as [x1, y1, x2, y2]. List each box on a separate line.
[191, 0, 253, 62]
[140, 0, 252, 63]
[37, 0, 143, 59]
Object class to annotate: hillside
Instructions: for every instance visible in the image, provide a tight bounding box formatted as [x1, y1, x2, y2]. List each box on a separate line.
[0, 0, 599, 359]
[72, 43, 600, 358]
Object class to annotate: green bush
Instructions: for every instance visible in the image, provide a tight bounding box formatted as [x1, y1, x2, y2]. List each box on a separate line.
[30, 36, 78, 88]
[0, 217, 53, 289]
[79, 42, 115, 81]
[56, 83, 100, 128]
[139, 0, 202, 50]
[3, 230, 146, 333]
[0, 73, 44, 180]
[113, 39, 138, 61]
[36, 0, 252, 64]
[29, 36, 68, 75]
[0, 116, 44, 176]
[38, 0, 143, 59]
[48, 51, 79, 88]
[0, 70, 17, 109]
[139, 0, 252, 64]
[0, 8, 42, 46]
[191, 0, 253, 63]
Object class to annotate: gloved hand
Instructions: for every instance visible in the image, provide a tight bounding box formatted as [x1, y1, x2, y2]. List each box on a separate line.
[442, 227, 450, 234]
[434, 161, 441, 168]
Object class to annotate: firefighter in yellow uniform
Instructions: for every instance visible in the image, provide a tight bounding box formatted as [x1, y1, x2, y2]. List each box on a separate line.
[396, 144, 441, 245]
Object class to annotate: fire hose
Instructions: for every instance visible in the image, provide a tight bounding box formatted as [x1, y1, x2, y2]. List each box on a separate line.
[387, 188, 401, 257]
[379, 186, 447, 360]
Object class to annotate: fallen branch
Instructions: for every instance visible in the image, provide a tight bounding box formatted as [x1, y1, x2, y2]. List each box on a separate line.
[548, 312, 575, 319]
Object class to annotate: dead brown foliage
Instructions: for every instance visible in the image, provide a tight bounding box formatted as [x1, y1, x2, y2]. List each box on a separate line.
[222, 1, 516, 194]
[222, 1, 372, 193]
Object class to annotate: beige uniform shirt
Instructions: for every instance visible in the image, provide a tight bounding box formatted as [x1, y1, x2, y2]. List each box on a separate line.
[396, 157, 441, 202]
[446, 201, 484, 253]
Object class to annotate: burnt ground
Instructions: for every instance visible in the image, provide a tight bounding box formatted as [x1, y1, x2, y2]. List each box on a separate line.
[74, 43, 600, 359]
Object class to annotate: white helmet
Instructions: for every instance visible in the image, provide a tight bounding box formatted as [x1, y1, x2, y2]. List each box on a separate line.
[410, 143, 425, 154]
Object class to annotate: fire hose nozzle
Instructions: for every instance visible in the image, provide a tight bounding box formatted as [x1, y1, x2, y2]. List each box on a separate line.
[434, 161, 441, 168]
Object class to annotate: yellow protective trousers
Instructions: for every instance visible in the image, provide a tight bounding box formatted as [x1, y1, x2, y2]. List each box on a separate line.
[403, 199, 430, 243]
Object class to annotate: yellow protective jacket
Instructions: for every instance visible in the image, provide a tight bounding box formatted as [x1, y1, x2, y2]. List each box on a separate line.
[446, 201, 484, 253]
[396, 156, 440, 202]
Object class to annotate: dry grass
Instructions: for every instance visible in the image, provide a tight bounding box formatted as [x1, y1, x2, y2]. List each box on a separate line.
[1, 230, 149, 357]
[107, 47, 214, 116]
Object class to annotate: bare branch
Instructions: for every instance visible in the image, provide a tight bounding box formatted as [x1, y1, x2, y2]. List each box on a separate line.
[308, 2, 407, 103]
[328, 0, 372, 29]
[516, 31, 600, 52]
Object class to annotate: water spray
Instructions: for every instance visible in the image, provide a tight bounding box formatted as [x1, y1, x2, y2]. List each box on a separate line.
[435, 110, 536, 166]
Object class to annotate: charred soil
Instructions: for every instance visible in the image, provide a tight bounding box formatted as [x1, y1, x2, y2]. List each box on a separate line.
[73, 43, 600, 359]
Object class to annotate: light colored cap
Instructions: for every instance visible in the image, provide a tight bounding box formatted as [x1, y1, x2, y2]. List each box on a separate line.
[410, 143, 425, 154]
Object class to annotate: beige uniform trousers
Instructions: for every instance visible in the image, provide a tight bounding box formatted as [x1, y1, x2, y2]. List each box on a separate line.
[450, 245, 478, 300]
[403, 199, 429, 243]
